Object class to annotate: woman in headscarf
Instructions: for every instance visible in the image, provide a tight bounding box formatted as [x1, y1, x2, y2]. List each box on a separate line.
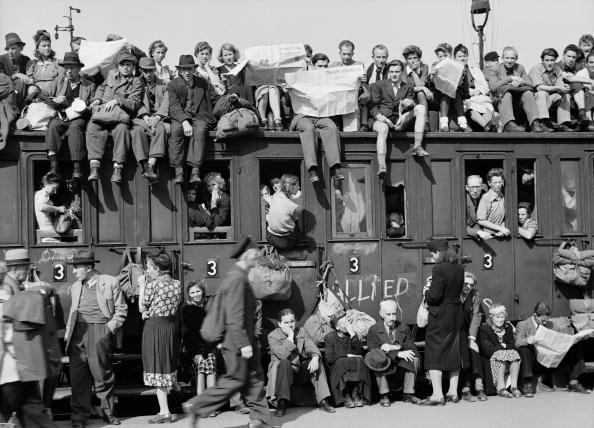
[26, 30, 63, 95]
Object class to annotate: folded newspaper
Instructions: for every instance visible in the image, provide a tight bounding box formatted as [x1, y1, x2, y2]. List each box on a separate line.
[286, 65, 363, 117]
[432, 58, 464, 99]
[79, 39, 128, 78]
[244, 44, 307, 86]
[534, 325, 594, 368]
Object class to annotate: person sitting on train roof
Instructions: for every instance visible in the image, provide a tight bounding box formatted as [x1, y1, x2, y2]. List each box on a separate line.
[288, 53, 344, 184]
[40, 52, 96, 183]
[167, 54, 221, 185]
[70, 36, 85, 54]
[324, 315, 372, 409]
[402, 45, 432, 132]
[34, 172, 68, 243]
[366, 44, 389, 85]
[465, 175, 493, 241]
[454, 44, 499, 132]
[130, 57, 170, 185]
[575, 52, 594, 122]
[371, 59, 429, 180]
[431, 43, 473, 133]
[217, 43, 253, 105]
[556, 44, 594, 132]
[267, 308, 335, 417]
[516, 302, 591, 397]
[25, 30, 63, 99]
[266, 174, 303, 250]
[477, 168, 510, 238]
[577, 34, 594, 70]
[193, 41, 225, 95]
[191, 172, 231, 229]
[0, 32, 31, 108]
[304, 44, 313, 69]
[105, 33, 147, 64]
[478, 303, 522, 398]
[528, 48, 573, 132]
[86, 50, 143, 184]
[460, 272, 488, 402]
[386, 212, 405, 238]
[366, 299, 421, 407]
[488, 46, 544, 132]
[517, 202, 538, 241]
[148, 40, 174, 84]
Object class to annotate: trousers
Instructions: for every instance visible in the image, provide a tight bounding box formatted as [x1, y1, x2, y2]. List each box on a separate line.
[169, 119, 211, 168]
[461, 348, 485, 390]
[45, 117, 87, 161]
[188, 346, 270, 424]
[519, 344, 585, 382]
[129, 118, 169, 162]
[375, 356, 420, 394]
[274, 358, 331, 404]
[534, 91, 571, 124]
[291, 116, 341, 171]
[86, 121, 130, 164]
[498, 90, 539, 127]
[0, 381, 57, 427]
[68, 322, 115, 423]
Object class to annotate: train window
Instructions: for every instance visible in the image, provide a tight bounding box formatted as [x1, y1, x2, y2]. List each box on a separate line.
[332, 163, 373, 238]
[560, 159, 580, 234]
[188, 160, 233, 241]
[32, 161, 83, 245]
[385, 161, 407, 238]
[464, 159, 506, 239]
[259, 160, 303, 241]
[517, 159, 538, 236]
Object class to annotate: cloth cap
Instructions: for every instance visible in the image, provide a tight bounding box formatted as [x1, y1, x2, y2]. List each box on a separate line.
[364, 348, 392, 373]
[117, 50, 136, 64]
[67, 249, 100, 265]
[230, 236, 256, 259]
[427, 239, 449, 252]
[4, 249, 30, 266]
[484, 51, 499, 62]
[5, 33, 25, 50]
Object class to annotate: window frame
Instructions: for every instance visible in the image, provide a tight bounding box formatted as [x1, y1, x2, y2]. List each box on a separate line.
[382, 159, 411, 241]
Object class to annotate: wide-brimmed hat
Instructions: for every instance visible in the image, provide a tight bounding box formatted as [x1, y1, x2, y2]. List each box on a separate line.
[427, 238, 449, 253]
[138, 57, 156, 70]
[4, 249, 31, 266]
[230, 236, 256, 259]
[117, 50, 136, 65]
[68, 249, 100, 265]
[364, 349, 392, 372]
[5, 33, 25, 50]
[176, 55, 198, 69]
[61, 52, 84, 67]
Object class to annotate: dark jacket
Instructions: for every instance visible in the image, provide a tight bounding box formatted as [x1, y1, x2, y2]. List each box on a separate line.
[323, 331, 363, 365]
[365, 63, 389, 82]
[367, 320, 418, 373]
[403, 63, 430, 87]
[37, 75, 96, 112]
[93, 70, 143, 115]
[370, 79, 415, 122]
[488, 63, 534, 97]
[167, 75, 219, 125]
[138, 76, 169, 118]
[181, 303, 217, 356]
[0, 53, 30, 76]
[478, 323, 516, 358]
[466, 193, 481, 238]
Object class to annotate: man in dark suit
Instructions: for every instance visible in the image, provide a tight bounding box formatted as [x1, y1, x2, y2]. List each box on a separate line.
[366, 299, 421, 407]
[365, 44, 389, 84]
[0, 33, 31, 109]
[370, 59, 428, 179]
[167, 55, 221, 185]
[516, 302, 590, 397]
[183, 238, 273, 428]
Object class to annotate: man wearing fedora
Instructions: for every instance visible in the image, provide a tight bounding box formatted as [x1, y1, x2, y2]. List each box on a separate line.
[64, 249, 127, 427]
[167, 54, 221, 185]
[0, 32, 31, 108]
[366, 299, 421, 407]
[0, 249, 57, 427]
[37, 52, 96, 183]
[86, 50, 143, 184]
[130, 57, 170, 184]
[183, 237, 273, 428]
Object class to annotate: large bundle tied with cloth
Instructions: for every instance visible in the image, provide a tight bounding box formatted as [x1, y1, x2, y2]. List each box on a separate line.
[552, 241, 594, 287]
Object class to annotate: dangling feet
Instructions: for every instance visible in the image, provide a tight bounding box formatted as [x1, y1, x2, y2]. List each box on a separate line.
[174, 167, 184, 185]
[88, 160, 101, 182]
[141, 159, 158, 185]
[308, 168, 320, 184]
[189, 167, 201, 184]
[111, 163, 123, 184]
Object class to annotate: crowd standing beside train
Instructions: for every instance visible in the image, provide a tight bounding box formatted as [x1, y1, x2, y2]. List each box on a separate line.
[1, 29, 594, 428]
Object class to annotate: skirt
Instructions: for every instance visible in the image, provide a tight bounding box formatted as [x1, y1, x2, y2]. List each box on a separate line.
[490, 349, 521, 387]
[142, 316, 179, 387]
[192, 352, 218, 376]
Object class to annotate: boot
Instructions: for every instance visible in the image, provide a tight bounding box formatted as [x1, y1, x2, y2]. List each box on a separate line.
[48, 155, 59, 175]
[175, 167, 184, 185]
[142, 162, 158, 184]
[111, 165, 123, 184]
[189, 167, 201, 184]
[88, 162, 101, 182]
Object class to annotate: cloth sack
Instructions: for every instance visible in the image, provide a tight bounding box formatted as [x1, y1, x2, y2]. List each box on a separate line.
[20, 102, 57, 130]
[344, 308, 376, 340]
[53, 213, 74, 234]
[553, 242, 592, 287]
[318, 286, 347, 323]
[416, 298, 429, 328]
[91, 104, 130, 126]
[215, 108, 260, 140]
[117, 248, 144, 302]
[248, 247, 291, 301]
[200, 290, 226, 344]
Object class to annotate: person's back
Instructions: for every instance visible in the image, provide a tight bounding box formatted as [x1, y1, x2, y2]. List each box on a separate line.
[34, 188, 56, 231]
[267, 191, 298, 236]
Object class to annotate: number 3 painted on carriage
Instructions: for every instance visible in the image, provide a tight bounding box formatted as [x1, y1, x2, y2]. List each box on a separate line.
[53, 262, 66, 281]
[206, 258, 218, 278]
[348, 256, 360, 274]
[483, 254, 494, 270]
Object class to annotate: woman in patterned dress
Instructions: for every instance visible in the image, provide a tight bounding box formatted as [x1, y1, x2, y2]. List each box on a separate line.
[26, 30, 63, 95]
[139, 252, 182, 423]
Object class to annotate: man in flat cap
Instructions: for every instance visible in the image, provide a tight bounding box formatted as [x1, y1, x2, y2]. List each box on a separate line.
[86, 50, 143, 184]
[183, 237, 273, 428]
[64, 250, 127, 427]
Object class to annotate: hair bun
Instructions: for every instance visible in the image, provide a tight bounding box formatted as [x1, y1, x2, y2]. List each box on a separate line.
[33, 29, 51, 44]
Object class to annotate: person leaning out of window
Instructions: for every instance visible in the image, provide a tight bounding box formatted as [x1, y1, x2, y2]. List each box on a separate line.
[517, 202, 538, 240]
[266, 174, 303, 251]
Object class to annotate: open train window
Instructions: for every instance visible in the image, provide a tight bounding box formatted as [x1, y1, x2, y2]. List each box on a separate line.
[560, 159, 580, 234]
[31, 160, 84, 245]
[384, 161, 407, 238]
[332, 163, 373, 238]
[259, 160, 303, 241]
[463, 159, 506, 239]
[187, 160, 233, 241]
[517, 159, 539, 238]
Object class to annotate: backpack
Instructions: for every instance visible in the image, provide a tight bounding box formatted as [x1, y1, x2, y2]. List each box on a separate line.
[215, 108, 260, 140]
[117, 247, 144, 302]
[248, 246, 292, 301]
[200, 291, 226, 344]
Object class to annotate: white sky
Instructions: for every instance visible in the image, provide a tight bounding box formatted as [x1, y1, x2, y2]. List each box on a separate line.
[1, 0, 593, 69]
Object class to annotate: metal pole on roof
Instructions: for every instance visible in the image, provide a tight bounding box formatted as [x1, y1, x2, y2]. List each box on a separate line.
[470, 0, 490, 69]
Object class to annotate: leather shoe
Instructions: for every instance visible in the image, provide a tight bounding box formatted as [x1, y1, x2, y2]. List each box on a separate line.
[477, 390, 488, 401]
[353, 397, 365, 407]
[248, 420, 277, 428]
[379, 394, 391, 407]
[412, 146, 429, 157]
[377, 167, 387, 179]
[174, 167, 184, 184]
[462, 390, 476, 402]
[274, 399, 287, 417]
[568, 382, 591, 394]
[503, 120, 525, 132]
[189, 168, 201, 184]
[110, 166, 122, 184]
[318, 399, 335, 413]
[445, 394, 460, 403]
[102, 413, 121, 425]
[72, 421, 86, 428]
[530, 119, 544, 133]
[540, 120, 554, 132]
[522, 384, 534, 398]
[88, 166, 100, 182]
[418, 398, 445, 406]
[148, 413, 175, 424]
[557, 123, 575, 132]
[402, 393, 420, 404]
[344, 397, 355, 408]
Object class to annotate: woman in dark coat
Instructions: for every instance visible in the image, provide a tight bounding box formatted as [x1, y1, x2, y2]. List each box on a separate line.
[323, 317, 371, 408]
[420, 239, 466, 406]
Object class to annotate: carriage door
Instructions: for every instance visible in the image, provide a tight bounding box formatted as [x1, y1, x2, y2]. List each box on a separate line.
[460, 153, 515, 312]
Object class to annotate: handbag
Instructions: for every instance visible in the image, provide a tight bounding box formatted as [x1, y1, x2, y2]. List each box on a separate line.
[248, 246, 292, 301]
[91, 104, 130, 126]
[416, 298, 429, 328]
